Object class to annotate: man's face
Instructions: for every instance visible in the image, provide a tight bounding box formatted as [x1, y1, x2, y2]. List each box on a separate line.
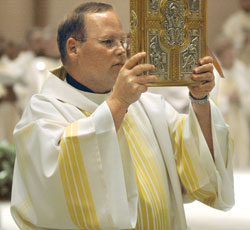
[75, 11, 126, 93]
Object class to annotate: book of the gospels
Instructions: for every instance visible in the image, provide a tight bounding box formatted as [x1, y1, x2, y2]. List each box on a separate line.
[130, 0, 207, 86]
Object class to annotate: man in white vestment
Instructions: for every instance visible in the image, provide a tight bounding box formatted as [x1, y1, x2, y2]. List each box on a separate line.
[11, 2, 235, 230]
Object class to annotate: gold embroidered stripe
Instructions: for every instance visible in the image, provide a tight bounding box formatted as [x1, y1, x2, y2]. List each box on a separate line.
[59, 138, 81, 228]
[72, 121, 100, 228]
[175, 118, 216, 205]
[126, 131, 161, 229]
[59, 122, 100, 229]
[123, 132, 157, 230]
[81, 110, 92, 117]
[123, 114, 168, 230]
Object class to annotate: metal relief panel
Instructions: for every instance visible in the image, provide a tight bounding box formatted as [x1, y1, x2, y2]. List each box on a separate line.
[161, 0, 186, 47]
[149, 0, 160, 13]
[180, 33, 200, 74]
[189, 0, 200, 12]
[149, 33, 168, 77]
[130, 0, 207, 86]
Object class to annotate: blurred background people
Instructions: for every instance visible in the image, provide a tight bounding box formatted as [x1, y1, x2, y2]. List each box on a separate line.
[223, 0, 250, 69]
[0, 36, 20, 144]
[215, 35, 250, 169]
[0, 83, 19, 144]
[0, 25, 61, 143]
[12, 27, 45, 112]
[0, 35, 6, 58]
[1, 41, 20, 62]
[14, 27, 44, 73]
[13, 26, 61, 113]
[24, 26, 61, 92]
[25, 27, 45, 57]
[17, 26, 61, 109]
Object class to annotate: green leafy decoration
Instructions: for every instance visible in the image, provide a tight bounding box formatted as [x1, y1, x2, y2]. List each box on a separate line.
[0, 141, 16, 200]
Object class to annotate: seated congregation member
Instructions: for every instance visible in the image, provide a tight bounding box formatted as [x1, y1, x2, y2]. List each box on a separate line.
[11, 2, 234, 230]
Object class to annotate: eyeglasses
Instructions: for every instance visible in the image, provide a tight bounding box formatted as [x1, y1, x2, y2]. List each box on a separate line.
[95, 37, 129, 50]
[74, 36, 130, 50]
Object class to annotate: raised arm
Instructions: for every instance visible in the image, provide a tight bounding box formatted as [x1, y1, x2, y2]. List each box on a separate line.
[188, 56, 215, 157]
[107, 52, 158, 130]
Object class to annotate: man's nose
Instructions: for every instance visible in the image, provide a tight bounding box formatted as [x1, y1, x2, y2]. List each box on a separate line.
[115, 42, 126, 56]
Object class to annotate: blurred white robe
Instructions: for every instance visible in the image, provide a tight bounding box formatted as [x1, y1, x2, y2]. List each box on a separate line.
[0, 58, 20, 143]
[217, 60, 250, 168]
[223, 10, 250, 67]
[148, 68, 221, 113]
[11, 68, 234, 230]
[13, 56, 61, 112]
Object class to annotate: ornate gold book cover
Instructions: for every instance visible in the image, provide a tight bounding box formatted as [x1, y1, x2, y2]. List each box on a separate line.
[130, 0, 207, 86]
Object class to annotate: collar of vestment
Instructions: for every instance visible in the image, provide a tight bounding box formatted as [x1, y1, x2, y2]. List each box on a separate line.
[41, 66, 109, 112]
[66, 72, 95, 93]
[65, 71, 110, 105]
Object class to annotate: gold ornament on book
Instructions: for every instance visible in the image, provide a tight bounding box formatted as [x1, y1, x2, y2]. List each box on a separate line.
[129, 0, 207, 86]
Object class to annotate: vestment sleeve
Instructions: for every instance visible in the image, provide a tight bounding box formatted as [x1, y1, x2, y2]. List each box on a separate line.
[11, 95, 137, 229]
[168, 99, 235, 211]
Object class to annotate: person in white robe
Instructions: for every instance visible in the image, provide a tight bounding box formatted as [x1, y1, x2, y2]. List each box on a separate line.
[0, 28, 44, 115]
[0, 84, 19, 143]
[215, 36, 250, 169]
[11, 2, 234, 230]
[0, 41, 21, 143]
[222, 0, 250, 68]
[13, 26, 61, 113]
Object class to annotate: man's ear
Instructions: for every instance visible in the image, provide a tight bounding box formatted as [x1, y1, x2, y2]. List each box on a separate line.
[66, 38, 80, 61]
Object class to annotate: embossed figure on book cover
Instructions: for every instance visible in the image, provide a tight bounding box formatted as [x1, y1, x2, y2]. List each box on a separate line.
[130, 0, 207, 86]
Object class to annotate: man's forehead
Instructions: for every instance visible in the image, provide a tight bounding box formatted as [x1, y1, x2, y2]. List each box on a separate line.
[85, 11, 125, 36]
[86, 11, 112, 18]
[85, 11, 118, 25]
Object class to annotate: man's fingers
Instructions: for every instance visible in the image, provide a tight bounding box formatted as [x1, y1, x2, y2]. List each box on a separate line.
[124, 52, 147, 70]
[189, 56, 215, 98]
[132, 63, 155, 76]
[199, 56, 213, 65]
[136, 75, 158, 85]
[194, 63, 214, 74]
[192, 72, 214, 82]
[190, 80, 215, 92]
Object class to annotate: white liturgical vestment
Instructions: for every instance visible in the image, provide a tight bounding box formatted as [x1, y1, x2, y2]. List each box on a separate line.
[11, 68, 234, 230]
